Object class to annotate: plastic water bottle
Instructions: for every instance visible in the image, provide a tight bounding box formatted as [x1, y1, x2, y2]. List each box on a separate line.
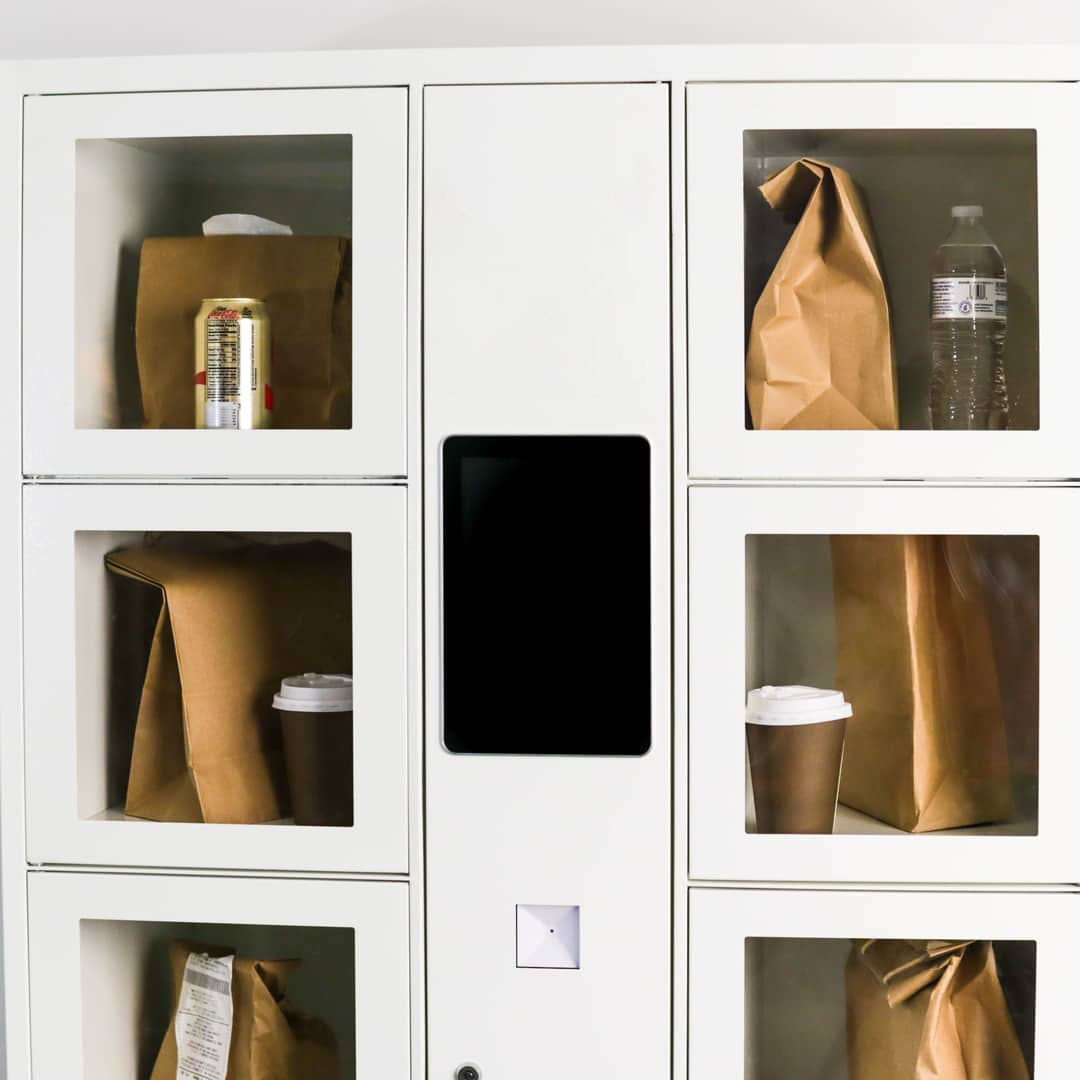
[929, 206, 1008, 430]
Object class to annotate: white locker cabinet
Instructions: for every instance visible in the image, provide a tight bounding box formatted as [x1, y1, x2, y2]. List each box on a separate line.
[688, 484, 1077, 884]
[27, 871, 411, 1079]
[23, 483, 409, 873]
[9, 43, 1080, 1080]
[688, 887, 1073, 1079]
[686, 81, 1080, 479]
[22, 87, 408, 478]
[423, 83, 671, 1079]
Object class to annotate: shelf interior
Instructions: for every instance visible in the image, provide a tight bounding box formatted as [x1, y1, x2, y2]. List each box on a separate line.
[745, 532, 1039, 836]
[75, 133, 353, 429]
[743, 128, 1038, 431]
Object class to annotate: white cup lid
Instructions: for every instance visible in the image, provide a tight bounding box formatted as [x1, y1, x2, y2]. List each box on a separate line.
[273, 673, 353, 713]
[746, 685, 852, 726]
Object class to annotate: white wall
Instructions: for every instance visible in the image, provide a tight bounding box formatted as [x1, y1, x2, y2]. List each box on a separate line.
[1, 0, 1077, 59]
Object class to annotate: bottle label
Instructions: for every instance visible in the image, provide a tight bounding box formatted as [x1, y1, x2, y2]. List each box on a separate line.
[932, 277, 1007, 320]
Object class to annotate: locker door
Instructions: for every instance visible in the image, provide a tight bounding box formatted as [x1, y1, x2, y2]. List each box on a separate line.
[424, 82, 671, 1079]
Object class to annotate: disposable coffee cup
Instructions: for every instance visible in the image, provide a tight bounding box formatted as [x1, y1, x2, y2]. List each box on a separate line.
[273, 673, 353, 827]
[745, 685, 851, 834]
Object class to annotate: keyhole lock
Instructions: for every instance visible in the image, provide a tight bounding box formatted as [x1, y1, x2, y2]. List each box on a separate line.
[456, 1066, 481, 1080]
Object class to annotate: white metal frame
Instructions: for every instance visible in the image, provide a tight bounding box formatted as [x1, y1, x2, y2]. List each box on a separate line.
[27, 870, 411, 1080]
[22, 482, 410, 874]
[22, 87, 408, 479]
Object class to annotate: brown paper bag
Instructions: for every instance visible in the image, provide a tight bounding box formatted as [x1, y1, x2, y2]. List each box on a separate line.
[106, 540, 351, 824]
[746, 157, 898, 431]
[135, 236, 352, 429]
[150, 943, 339, 1080]
[846, 939, 1030, 1080]
[832, 534, 1014, 832]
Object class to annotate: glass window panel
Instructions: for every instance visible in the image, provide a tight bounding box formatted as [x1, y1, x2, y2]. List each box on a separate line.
[743, 129, 1037, 431]
[745, 937, 1036, 1079]
[74, 134, 353, 430]
[745, 534, 1038, 835]
[76, 530, 353, 826]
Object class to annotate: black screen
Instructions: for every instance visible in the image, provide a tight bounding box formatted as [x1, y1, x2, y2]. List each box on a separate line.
[442, 435, 651, 755]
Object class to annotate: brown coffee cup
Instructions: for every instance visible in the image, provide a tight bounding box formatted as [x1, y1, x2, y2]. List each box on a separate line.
[273, 673, 353, 827]
[746, 685, 851, 834]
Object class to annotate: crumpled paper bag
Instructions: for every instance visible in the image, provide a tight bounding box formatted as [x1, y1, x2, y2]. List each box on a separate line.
[846, 939, 1030, 1080]
[149, 942, 339, 1080]
[746, 157, 898, 430]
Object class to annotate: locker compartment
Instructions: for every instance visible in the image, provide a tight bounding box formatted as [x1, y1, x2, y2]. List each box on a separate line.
[686, 81, 1080, 478]
[75, 528, 353, 825]
[689, 888, 1065, 1080]
[72, 132, 353, 432]
[741, 128, 1038, 433]
[22, 87, 407, 476]
[28, 872, 410, 1079]
[689, 485, 1080, 883]
[80, 919, 356, 1080]
[24, 484, 408, 873]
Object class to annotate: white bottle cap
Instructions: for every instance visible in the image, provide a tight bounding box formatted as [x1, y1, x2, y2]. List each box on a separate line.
[951, 205, 983, 218]
[273, 673, 353, 713]
[745, 685, 853, 726]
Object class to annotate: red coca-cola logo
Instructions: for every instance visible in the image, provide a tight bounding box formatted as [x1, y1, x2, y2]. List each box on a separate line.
[208, 308, 239, 320]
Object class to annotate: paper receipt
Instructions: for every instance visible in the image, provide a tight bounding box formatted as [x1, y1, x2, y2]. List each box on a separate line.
[175, 953, 234, 1080]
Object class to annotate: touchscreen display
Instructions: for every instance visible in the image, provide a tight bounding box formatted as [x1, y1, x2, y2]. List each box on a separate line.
[442, 435, 651, 755]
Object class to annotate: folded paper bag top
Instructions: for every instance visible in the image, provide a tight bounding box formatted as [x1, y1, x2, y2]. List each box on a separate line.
[746, 685, 852, 726]
[846, 939, 1030, 1080]
[746, 157, 899, 432]
[273, 673, 353, 713]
